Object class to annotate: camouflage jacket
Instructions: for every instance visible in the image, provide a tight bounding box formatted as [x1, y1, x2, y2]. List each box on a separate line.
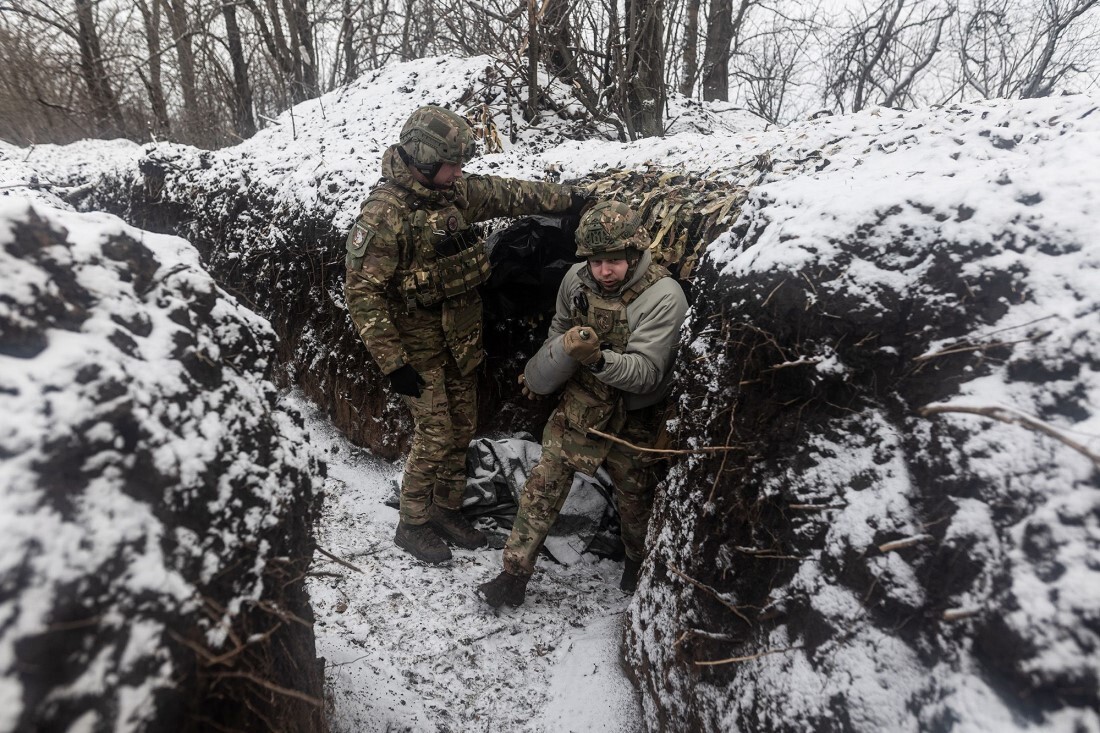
[344, 145, 577, 376]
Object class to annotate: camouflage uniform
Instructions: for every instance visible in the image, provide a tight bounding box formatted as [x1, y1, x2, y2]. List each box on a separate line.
[344, 108, 579, 528]
[502, 203, 689, 578]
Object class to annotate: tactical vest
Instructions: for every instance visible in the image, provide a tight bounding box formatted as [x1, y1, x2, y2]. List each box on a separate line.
[349, 181, 490, 375]
[366, 182, 492, 310]
[556, 261, 670, 466]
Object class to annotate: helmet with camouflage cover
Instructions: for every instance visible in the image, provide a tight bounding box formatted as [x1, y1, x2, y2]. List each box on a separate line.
[575, 200, 650, 257]
[399, 105, 477, 178]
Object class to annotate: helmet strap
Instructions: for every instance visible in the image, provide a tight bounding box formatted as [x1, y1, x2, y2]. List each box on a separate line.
[624, 250, 643, 280]
[397, 146, 444, 187]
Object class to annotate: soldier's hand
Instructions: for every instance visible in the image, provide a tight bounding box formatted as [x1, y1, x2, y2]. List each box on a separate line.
[567, 190, 595, 217]
[562, 191, 595, 231]
[518, 373, 540, 401]
[388, 364, 427, 398]
[562, 326, 602, 365]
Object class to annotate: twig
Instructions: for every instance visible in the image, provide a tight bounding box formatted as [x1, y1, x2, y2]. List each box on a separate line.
[942, 607, 981, 622]
[765, 355, 823, 371]
[977, 314, 1058, 338]
[788, 503, 845, 511]
[212, 671, 323, 707]
[667, 563, 753, 626]
[733, 546, 808, 561]
[586, 427, 751, 455]
[878, 534, 933, 553]
[675, 628, 740, 648]
[761, 279, 786, 308]
[912, 332, 1050, 362]
[918, 403, 1100, 467]
[315, 546, 365, 573]
[695, 645, 803, 666]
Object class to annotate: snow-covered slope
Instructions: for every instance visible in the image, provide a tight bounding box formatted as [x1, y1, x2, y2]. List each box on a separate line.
[0, 200, 324, 730]
[627, 96, 1100, 731]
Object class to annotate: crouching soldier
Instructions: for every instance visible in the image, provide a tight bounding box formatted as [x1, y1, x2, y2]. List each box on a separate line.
[478, 200, 689, 607]
[344, 105, 588, 564]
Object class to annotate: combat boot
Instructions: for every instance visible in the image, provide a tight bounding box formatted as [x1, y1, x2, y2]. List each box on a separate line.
[620, 557, 642, 593]
[477, 570, 530, 608]
[394, 521, 452, 564]
[427, 504, 487, 550]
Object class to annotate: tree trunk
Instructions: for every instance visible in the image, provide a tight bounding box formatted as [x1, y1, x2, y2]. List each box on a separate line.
[73, 0, 125, 137]
[701, 0, 733, 100]
[280, 0, 316, 100]
[526, 0, 539, 121]
[339, 0, 357, 85]
[136, 0, 171, 137]
[159, 0, 200, 138]
[542, 0, 573, 76]
[680, 0, 701, 96]
[622, 0, 666, 137]
[295, 0, 317, 96]
[223, 0, 256, 137]
[400, 0, 415, 60]
[243, 0, 298, 105]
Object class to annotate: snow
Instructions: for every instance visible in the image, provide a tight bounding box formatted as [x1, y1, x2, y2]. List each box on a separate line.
[291, 392, 642, 731]
[0, 198, 321, 730]
[1, 52, 1098, 732]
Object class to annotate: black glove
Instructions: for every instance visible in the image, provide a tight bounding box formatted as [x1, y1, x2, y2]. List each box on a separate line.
[566, 191, 594, 217]
[562, 192, 594, 232]
[388, 364, 426, 398]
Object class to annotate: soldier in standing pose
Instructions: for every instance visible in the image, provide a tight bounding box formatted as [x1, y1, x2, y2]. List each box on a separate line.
[344, 105, 586, 563]
[478, 200, 689, 607]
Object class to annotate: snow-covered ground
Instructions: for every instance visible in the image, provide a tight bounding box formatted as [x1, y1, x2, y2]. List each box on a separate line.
[289, 392, 642, 732]
[2, 52, 1099, 732]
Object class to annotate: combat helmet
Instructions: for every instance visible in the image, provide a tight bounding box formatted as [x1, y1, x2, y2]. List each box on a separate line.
[399, 105, 477, 180]
[575, 200, 650, 258]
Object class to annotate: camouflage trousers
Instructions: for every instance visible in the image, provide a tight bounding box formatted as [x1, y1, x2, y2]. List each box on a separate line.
[399, 358, 476, 524]
[503, 402, 666, 577]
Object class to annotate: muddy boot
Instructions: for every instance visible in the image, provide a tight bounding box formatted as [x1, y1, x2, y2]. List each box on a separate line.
[427, 504, 487, 550]
[620, 557, 642, 593]
[477, 570, 530, 608]
[394, 521, 452, 564]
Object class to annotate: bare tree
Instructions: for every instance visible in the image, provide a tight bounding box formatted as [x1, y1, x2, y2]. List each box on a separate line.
[223, 0, 256, 137]
[735, 7, 820, 123]
[701, 0, 756, 101]
[958, 0, 1098, 99]
[160, 0, 202, 135]
[826, 0, 956, 112]
[616, 0, 666, 136]
[336, 0, 357, 85]
[135, 0, 171, 137]
[679, 0, 701, 95]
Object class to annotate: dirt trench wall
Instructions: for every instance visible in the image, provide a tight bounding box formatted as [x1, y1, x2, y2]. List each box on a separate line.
[0, 204, 326, 731]
[67, 148, 419, 460]
[624, 104, 1100, 731]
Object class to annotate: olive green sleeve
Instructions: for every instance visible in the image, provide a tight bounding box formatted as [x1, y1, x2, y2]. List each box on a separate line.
[597, 279, 689, 395]
[343, 201, 408, 375]
[462, 175, 577, 221]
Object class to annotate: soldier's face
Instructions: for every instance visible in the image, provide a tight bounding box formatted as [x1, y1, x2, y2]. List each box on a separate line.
[432, 162, 464, 188]
[588, 257, 629, 291]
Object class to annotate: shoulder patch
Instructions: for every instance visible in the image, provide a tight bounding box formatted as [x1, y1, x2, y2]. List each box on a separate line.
[346, 222, 376, 256]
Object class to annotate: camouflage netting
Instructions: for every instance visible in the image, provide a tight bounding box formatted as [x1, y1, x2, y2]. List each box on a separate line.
[0, 202, 326, 731]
